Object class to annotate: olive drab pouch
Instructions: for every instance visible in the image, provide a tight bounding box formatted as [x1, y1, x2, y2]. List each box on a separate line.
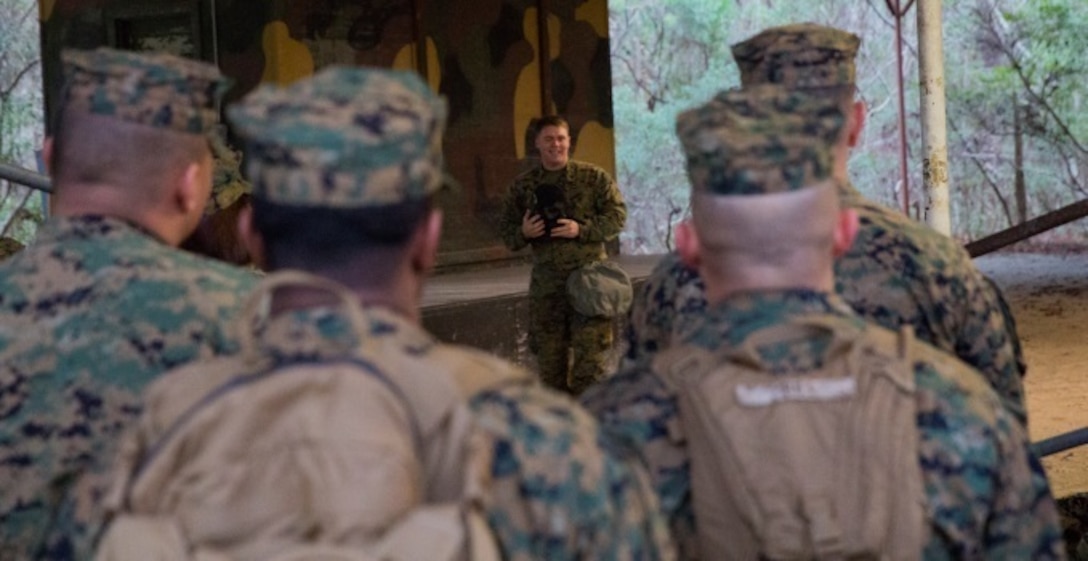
[655, 314, 926, 561]
[566, 260, 633, 318]
[95, 271, 511, 561]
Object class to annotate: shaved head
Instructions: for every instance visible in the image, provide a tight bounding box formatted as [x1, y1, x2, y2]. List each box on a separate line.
[51, 110, 210, 209]
[685, 182, 847, 293]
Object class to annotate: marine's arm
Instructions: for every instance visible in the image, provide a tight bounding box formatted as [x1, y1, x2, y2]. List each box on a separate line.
[577, 166, 626, 243]
[623, 276, 666, 370]
[581, 367, 695, 558]
[985, 275, 1027, 377]
[953, 269, 1028, 425]
[472, 383, 676, 561]
[621, 254, 707, 371]
[622, 255, 682, 370]
[914, 359, 1063, 558]
[980, 405, 1065, 558]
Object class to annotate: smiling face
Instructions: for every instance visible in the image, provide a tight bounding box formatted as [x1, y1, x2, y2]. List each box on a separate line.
[535, 124, 570, 171]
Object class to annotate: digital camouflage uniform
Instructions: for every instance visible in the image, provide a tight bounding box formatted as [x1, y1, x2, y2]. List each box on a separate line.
[591, 292, 1065, 560]
[180, 131, 256, 267]
[206, 131, 252, 216]
[586, 85, 1064, 559]
[98, 68, 674, 560]
[500, 157, 626, 394]
[108, 286, 673, 561]
[0, 49, 256, 561]
[623, 22, 1028, 424]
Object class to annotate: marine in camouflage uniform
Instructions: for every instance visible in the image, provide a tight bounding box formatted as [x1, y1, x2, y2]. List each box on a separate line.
[0, 49, 257, 560]
[586, 85, 1064, 559]
[180, 132, 256, 266]
[623, 23, 1029, 424]
[205, 131, 251, 216]
[499, 116, 627, 395]
[97, 68, 673, 560]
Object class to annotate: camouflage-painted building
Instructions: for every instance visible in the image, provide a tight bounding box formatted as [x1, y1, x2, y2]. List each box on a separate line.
[38, 0, 616, 267]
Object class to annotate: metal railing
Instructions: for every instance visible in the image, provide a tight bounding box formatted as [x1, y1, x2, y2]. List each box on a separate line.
[1033, 427, 1088, 458]
[0, 162, 52, 193]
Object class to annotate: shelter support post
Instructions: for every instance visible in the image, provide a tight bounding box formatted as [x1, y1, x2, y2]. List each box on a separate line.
[917, 0, 952, 235]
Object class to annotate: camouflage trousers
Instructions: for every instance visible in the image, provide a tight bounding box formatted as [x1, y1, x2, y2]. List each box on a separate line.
[529, 265, 612, 395]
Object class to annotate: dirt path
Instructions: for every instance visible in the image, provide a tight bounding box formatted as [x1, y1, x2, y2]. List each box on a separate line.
[977, 250, 1088, 497]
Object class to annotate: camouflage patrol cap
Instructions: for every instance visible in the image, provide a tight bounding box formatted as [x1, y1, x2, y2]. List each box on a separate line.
[732, 23, 860, 89]
[227, 66, 449, 208]
[676, 84, 846, 196]
[205, 132, 252, 215]
[60, 47, 229, 135]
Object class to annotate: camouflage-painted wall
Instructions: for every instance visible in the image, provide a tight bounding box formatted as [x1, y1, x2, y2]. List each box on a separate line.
[38, 0, 615, 267]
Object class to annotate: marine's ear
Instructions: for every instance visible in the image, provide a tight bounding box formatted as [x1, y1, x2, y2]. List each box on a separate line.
[42, 137, 55, 174]
[237, 203, 267, 270]
[847, 99, 867, 149]
[832, 207, 860, 258]
[175, 161, 206, 216]
[411, 208, 443, 276]
[675, 220, 701, 269]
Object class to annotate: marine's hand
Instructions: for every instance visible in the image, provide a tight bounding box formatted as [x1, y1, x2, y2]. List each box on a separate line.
[551, 218, 580, 239]
[522, 210, 546, 239]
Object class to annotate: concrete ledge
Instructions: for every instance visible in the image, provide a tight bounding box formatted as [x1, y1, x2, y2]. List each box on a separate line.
[421, 254, 663, 367]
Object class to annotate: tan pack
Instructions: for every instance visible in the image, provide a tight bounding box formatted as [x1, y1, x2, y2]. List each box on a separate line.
[96, 271, 521, 561]
[655, 314, 925, 560]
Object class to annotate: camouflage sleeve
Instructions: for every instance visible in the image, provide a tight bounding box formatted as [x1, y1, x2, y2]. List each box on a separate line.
[498, 176, 531, 252]
[915, 362, 1064, 558]
[953, 270, 1028, 425]
[622, 275, 664, 370]
[578, 166, 626, 244]
[983, 274, 1027, 376]
[979, 406, 1065, 558]
[581, 368, 698, 560]
[621, 254, 706, 372]
[469, 383, 676, 561]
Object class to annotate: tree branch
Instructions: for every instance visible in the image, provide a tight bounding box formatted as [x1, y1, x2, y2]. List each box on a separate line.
[948, 117, 1015, 228]
[975, 1, 1088, 155]
[0, 59, 39, 99]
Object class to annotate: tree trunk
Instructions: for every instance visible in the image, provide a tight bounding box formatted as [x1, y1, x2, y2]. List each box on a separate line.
[1013, 93, 1027, 224]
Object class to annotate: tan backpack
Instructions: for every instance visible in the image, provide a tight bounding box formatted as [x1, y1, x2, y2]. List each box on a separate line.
[654, 314, 926, 560]
[95, 271, 516, 561]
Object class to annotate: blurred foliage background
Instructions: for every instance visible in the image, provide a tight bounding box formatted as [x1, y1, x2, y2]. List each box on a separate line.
[610, 0, 1088, 254]
[0, 0, 46, 244]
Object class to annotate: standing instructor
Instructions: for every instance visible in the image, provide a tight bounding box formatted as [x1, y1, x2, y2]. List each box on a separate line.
[499, 116, 626, 394]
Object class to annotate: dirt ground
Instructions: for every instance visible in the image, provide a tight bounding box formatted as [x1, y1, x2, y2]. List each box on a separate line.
[977, 247, 1088, 498]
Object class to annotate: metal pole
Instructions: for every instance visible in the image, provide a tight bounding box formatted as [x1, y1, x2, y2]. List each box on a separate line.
[0, 163, 52, 194]
[917, 0, 952, 235]
[885, 0, 915, 217]
[893, 6, 911, 216]
[536, 0, 552, 115]
[1033, 426, 1088, 458]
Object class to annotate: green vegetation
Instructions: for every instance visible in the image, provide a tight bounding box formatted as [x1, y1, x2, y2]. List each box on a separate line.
[0, 0, 45, 243]
[610, 0, 1088, 253]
